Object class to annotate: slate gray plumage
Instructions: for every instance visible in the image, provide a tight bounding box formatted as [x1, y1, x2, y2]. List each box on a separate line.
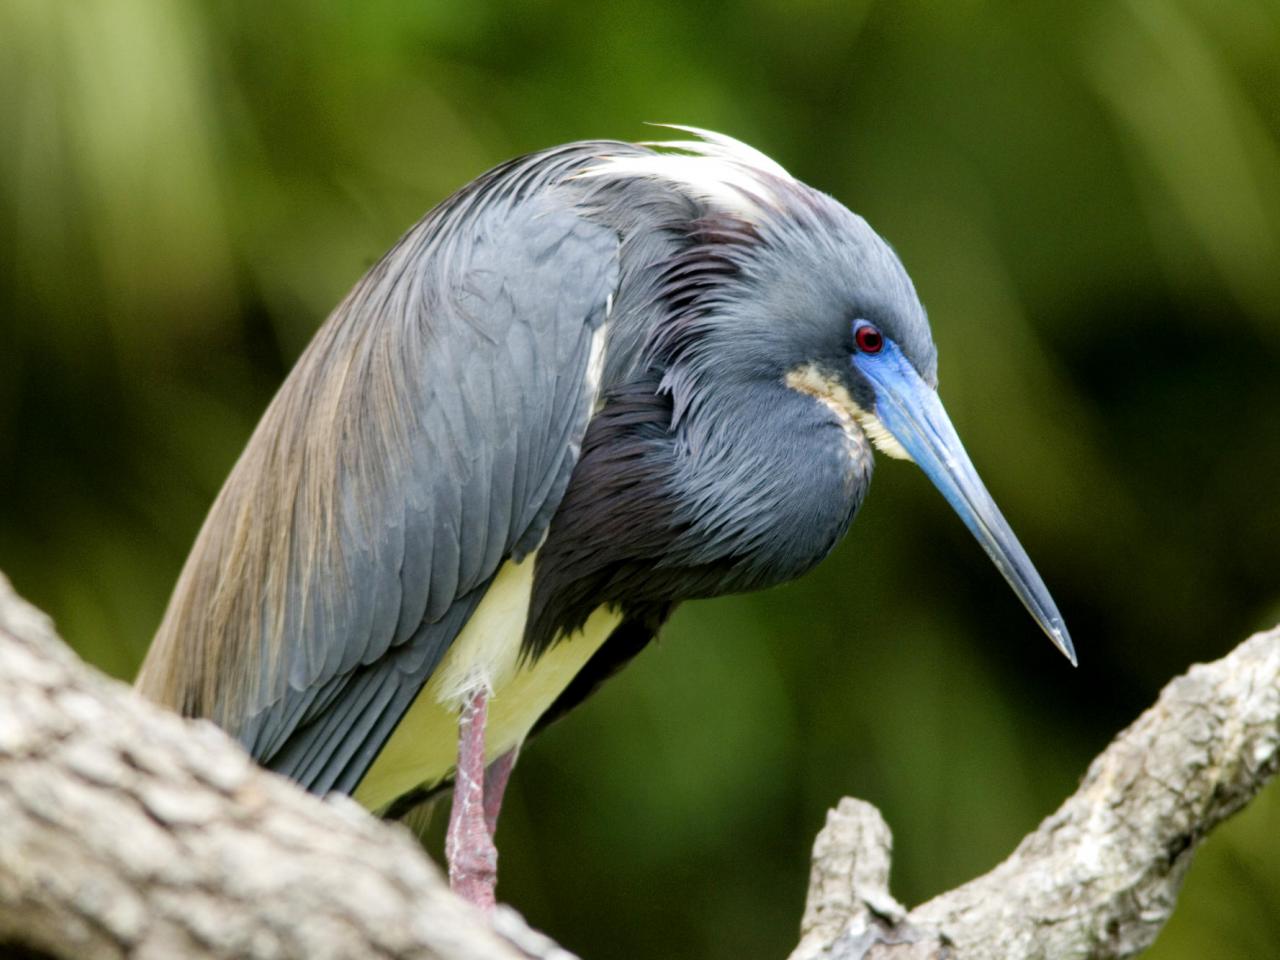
[140, 142, 627, 794]
[137, 129, 1072, 823]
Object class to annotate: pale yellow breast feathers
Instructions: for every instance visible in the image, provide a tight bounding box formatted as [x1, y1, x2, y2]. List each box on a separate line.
[353, 552, 622, 811]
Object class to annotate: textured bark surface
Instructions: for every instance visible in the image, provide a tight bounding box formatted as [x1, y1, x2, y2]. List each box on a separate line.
[0, 573, 572, 960]
[0, 569, 1276, 960]
[789, 626, 1280, 960]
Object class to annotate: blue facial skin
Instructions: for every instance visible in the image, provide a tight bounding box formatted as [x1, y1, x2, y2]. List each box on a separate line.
[850, 327, 1076, 665]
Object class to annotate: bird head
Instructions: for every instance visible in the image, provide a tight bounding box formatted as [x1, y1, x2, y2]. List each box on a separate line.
[586, 127, 1075, 664]
[768, 203, 1074, 665]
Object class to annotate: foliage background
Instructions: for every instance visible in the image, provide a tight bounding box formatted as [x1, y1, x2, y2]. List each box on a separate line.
[2, 1, 1279, 956]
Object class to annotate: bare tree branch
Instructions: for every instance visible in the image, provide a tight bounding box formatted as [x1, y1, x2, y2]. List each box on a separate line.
[0, 573, 572, 960]
[790, 625, 1280, 960]
[0, 569, 1276, 959]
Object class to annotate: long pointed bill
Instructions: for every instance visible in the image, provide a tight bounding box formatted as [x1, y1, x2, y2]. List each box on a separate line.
[855, 343, 1076, 665]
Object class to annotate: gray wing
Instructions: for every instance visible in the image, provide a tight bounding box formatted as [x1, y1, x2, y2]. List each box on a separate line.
[137, 143, 626, 795]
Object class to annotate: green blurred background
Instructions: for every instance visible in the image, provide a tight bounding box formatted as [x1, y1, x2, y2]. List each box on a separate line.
[2, 0, 1279, 956]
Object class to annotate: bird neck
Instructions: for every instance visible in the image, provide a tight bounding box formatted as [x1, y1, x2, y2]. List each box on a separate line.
[523, 373, 872, 662]
[666, 375, 873, 591]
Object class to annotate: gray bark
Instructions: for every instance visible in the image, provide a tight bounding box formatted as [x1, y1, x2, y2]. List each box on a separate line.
[0, 573, 569, 960]
[790, 627, 1280, 960]
[0, 570, 1276, 959]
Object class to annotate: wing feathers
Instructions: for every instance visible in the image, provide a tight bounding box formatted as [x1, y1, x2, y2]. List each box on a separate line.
[137, 142, 625, 801]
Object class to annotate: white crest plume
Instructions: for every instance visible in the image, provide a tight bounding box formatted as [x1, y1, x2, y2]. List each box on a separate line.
[578, 124, 795, 219]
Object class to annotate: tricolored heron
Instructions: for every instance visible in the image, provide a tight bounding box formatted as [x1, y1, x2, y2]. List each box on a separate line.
[136, 128, 1074, 908]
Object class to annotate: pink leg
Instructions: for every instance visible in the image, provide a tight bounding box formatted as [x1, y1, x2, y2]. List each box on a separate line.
[445, 688, 498, 910]
[483, 746, 520, 838]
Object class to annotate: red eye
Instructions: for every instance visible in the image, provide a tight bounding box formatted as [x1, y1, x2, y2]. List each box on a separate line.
[854, 323, 884, 354]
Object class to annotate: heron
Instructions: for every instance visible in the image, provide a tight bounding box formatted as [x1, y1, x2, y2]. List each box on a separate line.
[136, 127, 1074, 909]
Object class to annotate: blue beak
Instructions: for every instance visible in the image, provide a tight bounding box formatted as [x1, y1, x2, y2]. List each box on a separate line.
[855, 342, 1076, 665]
